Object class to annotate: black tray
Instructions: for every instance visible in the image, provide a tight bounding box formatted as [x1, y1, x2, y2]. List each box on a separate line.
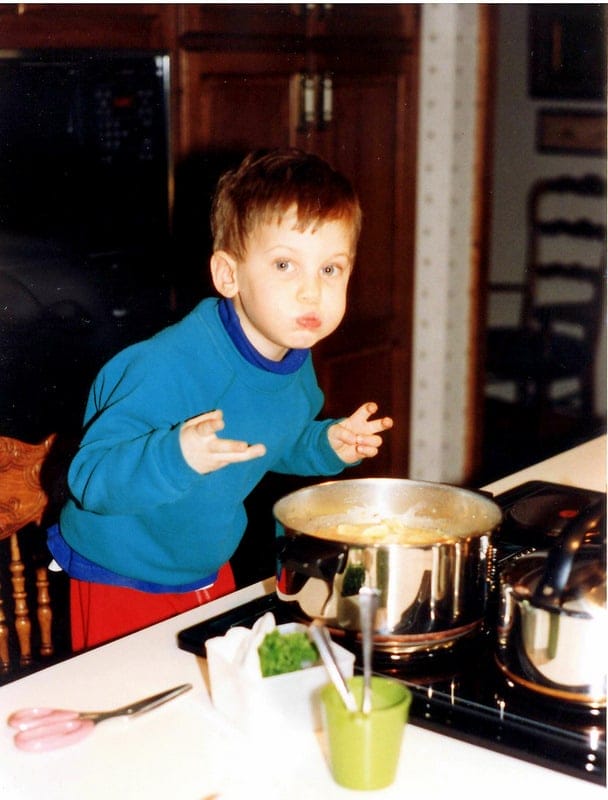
[177, 592, 294, 657]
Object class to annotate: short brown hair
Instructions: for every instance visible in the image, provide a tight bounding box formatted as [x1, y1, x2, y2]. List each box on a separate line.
[211, 148, 362, 260]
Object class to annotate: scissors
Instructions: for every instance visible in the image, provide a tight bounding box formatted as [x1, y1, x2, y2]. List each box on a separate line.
[7, 682, 192, 753]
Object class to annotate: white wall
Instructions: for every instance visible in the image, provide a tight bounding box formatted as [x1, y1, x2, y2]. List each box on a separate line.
[408, 4, 481, 483]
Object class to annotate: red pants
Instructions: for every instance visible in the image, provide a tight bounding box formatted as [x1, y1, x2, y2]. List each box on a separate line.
[70, 562, 236, 651]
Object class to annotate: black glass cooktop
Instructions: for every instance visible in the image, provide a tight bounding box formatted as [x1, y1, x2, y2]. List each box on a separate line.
[178, 481, 606, 786]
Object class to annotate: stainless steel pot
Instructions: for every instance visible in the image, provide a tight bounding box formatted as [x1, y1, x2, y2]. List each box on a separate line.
[273, 478, 503, 655]
[496, 497, 606, 707]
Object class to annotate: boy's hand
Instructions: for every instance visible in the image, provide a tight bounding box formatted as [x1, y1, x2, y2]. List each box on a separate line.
[179, 410, 266, 474]
[327, 402, 393, 464]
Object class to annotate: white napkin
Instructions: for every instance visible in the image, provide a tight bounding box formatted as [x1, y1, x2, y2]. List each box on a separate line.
[205, 612, 277, 729]
[229, 611, 277, 678]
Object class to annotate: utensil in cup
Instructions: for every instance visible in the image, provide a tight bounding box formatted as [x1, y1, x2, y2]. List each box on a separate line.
[358, 586, 380, 714]
[320, 675, 412, 790]
[308, 620, 358, 713]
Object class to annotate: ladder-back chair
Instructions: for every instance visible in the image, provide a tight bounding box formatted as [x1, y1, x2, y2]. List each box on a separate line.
[0, 434, 65, 673]
[486, 174, 606, 422]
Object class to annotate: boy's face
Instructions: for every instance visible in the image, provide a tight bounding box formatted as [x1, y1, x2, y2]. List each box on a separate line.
[213, 207, 355, 361]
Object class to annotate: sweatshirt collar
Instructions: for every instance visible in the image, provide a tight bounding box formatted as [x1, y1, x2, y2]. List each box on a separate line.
[218, 298, 309, 374]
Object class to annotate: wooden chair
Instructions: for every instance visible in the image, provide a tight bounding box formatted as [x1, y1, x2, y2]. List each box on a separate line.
[0, 434, 65, 672]
[486, 174, 606, 426]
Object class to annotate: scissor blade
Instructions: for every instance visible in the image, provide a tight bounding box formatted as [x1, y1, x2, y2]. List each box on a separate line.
[124, 683, 193, 719]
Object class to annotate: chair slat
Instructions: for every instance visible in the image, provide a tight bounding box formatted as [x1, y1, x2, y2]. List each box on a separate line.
[0, 434, 59, 672]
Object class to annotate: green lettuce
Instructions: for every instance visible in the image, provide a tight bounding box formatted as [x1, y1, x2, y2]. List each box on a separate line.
[257, 629, 320, 677]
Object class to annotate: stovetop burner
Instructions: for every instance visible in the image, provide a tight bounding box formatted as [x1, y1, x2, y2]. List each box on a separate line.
[497, 480, 603, 547]
[177, 480, 606, 786]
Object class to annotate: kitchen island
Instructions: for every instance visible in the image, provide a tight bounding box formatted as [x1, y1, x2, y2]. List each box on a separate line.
[0, 436, 605, 799]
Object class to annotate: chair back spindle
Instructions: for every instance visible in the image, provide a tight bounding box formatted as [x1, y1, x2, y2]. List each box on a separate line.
[0, 434, 58, 671]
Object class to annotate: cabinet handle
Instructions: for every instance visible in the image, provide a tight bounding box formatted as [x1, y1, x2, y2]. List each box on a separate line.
[297, 73, 316, 131]
[303, 74, 316, 125]
[320, 72, 333, 128]
[297, 72, 333, 131]
[301, 4, 334, 19]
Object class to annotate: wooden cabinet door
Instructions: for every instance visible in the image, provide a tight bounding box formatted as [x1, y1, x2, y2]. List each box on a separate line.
[171, 50, 303, 303]
[296, 69, 416, 478]
[174, 12, 418, 478]
[178, 57, 298, 155]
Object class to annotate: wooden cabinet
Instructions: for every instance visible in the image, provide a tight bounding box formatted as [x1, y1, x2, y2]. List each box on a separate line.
[173, 4, 420, 478]
[0, 4, 170, 49]
[0, 3, 419, 478]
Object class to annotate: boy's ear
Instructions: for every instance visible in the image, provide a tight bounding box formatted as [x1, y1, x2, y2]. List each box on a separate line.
[210, 250, 239, 298]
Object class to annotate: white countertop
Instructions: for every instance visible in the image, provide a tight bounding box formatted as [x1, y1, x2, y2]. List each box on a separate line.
[0, 436, 605, 799]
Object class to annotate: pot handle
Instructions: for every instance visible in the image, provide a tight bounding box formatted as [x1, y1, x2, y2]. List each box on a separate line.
[275, 533, 349, 581]
[532, 495, 606, 608]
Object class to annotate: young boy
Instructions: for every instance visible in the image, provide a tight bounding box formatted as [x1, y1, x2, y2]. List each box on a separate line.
[48, 148, 393, 649]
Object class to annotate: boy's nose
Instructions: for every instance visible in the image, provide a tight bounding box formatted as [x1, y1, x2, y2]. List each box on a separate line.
[297, 275, 321, 303]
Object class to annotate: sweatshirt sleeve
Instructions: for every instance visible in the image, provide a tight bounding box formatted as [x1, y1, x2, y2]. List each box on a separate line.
[67, 346, 200, 515]
[271, 418, 350, 476]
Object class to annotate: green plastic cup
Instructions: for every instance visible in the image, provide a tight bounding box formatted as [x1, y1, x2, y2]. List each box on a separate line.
[320, 675, 412, 790]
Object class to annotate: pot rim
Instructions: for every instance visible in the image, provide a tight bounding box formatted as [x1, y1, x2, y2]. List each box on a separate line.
[278, 529, 492, 549]
[273, 476, 503, 545]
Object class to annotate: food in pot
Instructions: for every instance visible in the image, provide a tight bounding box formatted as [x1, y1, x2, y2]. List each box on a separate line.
[283, 507, 496, 545]
[312, 519, 452, 544]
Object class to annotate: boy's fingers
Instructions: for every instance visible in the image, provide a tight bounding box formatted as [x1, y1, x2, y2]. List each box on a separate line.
[211, 437, 265, 453]
[183, 409, 223, 427]
[352, 402, 376, 421]
[368, 416, 393, 433]
[351, 403, 392, 427]
[236, 443, 266, 460]
[356, 444, 379, 457]
[215, 442, 266, 463]
[194, 419, 224, 437]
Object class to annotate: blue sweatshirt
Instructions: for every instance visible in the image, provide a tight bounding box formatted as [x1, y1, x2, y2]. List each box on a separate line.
[55, 298, 346, 588]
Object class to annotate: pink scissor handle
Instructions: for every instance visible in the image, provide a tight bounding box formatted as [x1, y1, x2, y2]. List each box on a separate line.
[8, 708, 79, 731]
[13, 717, 95, 752]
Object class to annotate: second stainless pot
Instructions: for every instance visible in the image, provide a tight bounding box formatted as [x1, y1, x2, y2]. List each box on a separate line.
[496, 497, 606, 706]
[273, 478, 502, 655]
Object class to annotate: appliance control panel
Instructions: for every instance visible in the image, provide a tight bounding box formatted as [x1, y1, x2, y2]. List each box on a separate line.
[90, 58, 167, 164]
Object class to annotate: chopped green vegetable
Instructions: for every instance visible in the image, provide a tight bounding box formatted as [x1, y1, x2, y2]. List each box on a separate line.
[257, 629, 320, 677]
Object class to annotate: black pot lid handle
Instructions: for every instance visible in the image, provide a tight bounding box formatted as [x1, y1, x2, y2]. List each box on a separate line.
[532, 495, 606, 608]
